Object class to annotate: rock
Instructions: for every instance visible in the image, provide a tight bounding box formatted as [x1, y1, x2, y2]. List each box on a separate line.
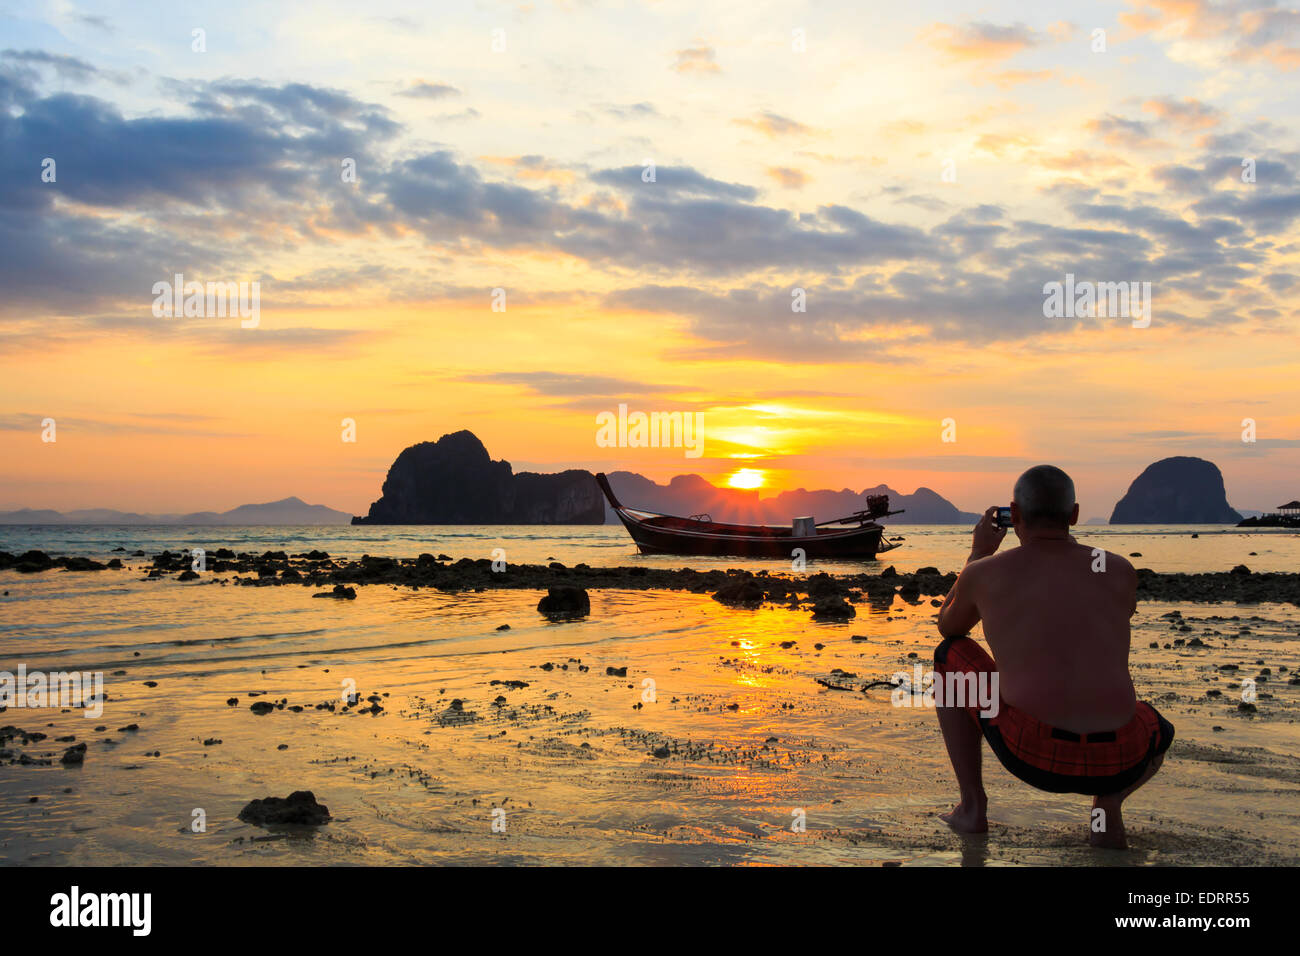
[811, 596, 856, 620]
[650, 746, 670, 759]
[605, 666, 628, 677]
[60, 743, 87, 764]
[1109, 457, 1242, 524]
[537, 586, 590, 619]
[1230, 565, 1251, 575]
[711, 575, 766, 608]
[351, 430, 605, 524]
[249, 701, 276, 715]
[177, 570, 199, 581]
[313, 584, 357, 599]
[60, 556, 105, 571]
[237, 790, 332, 826]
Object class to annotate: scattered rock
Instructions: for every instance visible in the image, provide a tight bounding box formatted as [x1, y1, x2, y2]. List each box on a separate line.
[237, 790, 332, 826]
[811, 596, 856, 620]
[537, 586, 590, 619]
[313, 584, 357, 599]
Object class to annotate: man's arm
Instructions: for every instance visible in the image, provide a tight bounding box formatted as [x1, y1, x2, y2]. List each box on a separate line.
[937, 566, 981, 637]
[936, 507, 1006, 638]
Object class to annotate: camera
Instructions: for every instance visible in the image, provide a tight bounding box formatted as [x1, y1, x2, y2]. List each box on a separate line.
[994, 506, 1013, 529]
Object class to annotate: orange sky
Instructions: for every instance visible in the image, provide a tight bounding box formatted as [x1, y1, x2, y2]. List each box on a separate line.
[1, 2, 1297, 518]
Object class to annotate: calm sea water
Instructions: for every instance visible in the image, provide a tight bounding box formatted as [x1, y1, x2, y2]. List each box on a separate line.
[0, 523, 1297, 574]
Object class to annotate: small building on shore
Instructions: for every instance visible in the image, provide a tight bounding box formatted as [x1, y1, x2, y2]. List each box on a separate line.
[1238, 500, 1300, 528]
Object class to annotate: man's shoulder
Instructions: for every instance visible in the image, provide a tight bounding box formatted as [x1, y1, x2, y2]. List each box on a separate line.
[959, 550, 1010, 582]
[1094, 547, 1137, 577]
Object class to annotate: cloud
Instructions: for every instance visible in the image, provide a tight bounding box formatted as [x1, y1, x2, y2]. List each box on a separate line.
[601, 102, 661, 120]
[3, 61, 1295, 360]
[672, 46, 720, 74]
[733, 111, 813, 138]
[589, 164, 757, 200]
[396, 80, 460, 99]
[1121, 0, 1300, 71]
[481, 154, 577, 185]
[73, 15, 113, 33]
[921, 21, 1054, 62]
[1142, 95, 1222, 130]
[766, 166, 809, 189]
[0, 412, 252, 438]
[459, 371, 682, 398]
[1086, 114, 1165, 148]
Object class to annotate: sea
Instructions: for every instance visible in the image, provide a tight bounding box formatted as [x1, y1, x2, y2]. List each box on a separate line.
[2, 522, 1298, 574]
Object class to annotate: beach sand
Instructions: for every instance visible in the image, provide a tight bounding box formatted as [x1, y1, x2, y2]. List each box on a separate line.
[1, 567, 1298, 866]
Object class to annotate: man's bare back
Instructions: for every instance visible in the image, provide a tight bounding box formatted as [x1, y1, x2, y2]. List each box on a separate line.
[959, 540, 1138, 733]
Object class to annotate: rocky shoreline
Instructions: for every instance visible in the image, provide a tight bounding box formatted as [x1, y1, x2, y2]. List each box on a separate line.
[3, 548, 1299, 608]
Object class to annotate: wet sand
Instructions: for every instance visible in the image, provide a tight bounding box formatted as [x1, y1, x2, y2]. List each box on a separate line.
[2, 562, 1297, 866]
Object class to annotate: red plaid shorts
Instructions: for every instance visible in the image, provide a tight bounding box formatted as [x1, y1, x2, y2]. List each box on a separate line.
[934, 634, 1174, 796]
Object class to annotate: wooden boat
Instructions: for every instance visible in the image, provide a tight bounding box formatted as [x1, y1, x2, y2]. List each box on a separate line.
[595, 473, 903, 559]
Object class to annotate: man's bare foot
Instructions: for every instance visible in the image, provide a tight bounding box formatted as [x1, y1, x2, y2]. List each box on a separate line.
[1090, 798, 1127, 849]
[940, 799, 988, 833]
[1089, 827, 1127, 849]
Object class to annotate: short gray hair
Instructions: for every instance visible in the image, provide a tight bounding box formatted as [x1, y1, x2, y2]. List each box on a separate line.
[1013, 465, 1076, 529]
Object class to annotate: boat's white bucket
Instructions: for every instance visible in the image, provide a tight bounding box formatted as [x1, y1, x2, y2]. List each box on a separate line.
[792, 516, 816, 537]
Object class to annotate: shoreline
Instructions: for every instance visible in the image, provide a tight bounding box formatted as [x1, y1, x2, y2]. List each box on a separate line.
[3, 548, 1299, 607]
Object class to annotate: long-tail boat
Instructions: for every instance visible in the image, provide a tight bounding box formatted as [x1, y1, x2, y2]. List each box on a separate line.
[595, 473, 903, 559]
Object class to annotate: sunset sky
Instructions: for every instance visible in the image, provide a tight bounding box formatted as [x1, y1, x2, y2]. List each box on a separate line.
[1, 0, 1298, 519]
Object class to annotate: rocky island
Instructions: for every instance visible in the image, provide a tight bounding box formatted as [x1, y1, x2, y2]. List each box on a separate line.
[1110, 456, 1243, 524]
[352, 430, 606, 524]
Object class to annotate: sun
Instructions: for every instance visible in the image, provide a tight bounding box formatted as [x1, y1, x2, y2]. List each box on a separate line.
[726, 468, 765, 490]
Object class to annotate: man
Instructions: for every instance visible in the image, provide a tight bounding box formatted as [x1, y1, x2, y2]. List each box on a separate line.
[933, 464, 1174, 849]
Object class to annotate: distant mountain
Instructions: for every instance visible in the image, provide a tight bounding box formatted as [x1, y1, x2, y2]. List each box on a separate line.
[1109, 457, 1242, 524]
[604, 471, 979, 525]
[2, 429, 983, 529]
[352, 430, 605, 525]
[0, 497, 352, 526]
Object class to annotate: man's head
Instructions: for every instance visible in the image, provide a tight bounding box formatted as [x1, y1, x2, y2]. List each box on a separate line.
[1011, 464, 1079, 534]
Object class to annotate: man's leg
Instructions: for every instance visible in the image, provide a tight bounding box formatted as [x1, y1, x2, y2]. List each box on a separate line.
[1090, 753, 1164, 849]
[936, 702, 988, 833]
[933, 635, 992, 833]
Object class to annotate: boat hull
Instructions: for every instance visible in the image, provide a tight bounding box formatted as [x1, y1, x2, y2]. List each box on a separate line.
[612, 510, 889, 559]
[594, 471, 897, 559]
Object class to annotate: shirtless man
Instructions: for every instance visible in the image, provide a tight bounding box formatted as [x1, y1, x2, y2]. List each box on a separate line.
[933, 464, 1174, 849]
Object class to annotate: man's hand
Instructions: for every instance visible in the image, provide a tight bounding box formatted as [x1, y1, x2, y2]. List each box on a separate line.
[970, 506, 1006, 562]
